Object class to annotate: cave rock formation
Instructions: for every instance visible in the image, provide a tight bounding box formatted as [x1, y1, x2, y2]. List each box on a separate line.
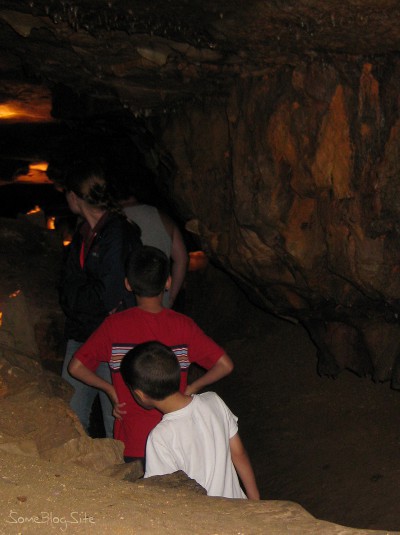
[2, 2, 400, 383]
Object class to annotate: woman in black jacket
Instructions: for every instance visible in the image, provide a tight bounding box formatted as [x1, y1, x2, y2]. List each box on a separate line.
[58, 159, 141, 437]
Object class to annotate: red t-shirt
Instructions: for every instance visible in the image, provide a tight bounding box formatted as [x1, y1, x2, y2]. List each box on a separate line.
[74, 307, 224, 457]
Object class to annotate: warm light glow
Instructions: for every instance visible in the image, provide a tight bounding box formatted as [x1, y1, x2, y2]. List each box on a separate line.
[0, 311, 2, 327]
[16, 161, 51, 184]
[188, 251, 208, 271]
[29, 162, 48, 172]
[47, 217, 56, 230]
[9, 290, 21, 299]
[63, 239, 72, 247]
[26, 205, 42, 215]
[0, 104, 19, 119]
[0, 99, 53, 123]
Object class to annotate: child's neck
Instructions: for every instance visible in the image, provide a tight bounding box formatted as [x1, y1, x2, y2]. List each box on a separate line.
[156, 392, 193, 414]
[136, 295, 164, 313]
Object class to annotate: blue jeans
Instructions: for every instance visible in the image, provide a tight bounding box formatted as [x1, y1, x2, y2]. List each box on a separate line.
[62, 339, 114, 438]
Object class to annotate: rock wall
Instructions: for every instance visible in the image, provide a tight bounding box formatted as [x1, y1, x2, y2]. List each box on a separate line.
[159, 58, 400, 385]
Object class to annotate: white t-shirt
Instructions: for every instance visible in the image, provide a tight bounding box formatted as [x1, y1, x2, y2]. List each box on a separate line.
[144, 392, 247, 499]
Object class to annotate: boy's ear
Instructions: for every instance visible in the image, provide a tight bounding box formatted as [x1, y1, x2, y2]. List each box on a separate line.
[125, 277, 133, 292]
[132, 388, 155, 410]
[133, 388, 145, 402]
[165, 275, 172, 291]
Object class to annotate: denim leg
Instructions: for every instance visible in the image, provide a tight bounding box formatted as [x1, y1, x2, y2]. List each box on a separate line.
[96, 362, 115, 438]
[62, 339, 98, 434]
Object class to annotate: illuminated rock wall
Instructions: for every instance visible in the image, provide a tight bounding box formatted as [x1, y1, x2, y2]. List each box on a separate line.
[160, 59, 400, 384]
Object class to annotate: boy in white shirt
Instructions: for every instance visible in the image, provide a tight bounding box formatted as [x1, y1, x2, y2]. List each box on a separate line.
[120, 341, 260, 500]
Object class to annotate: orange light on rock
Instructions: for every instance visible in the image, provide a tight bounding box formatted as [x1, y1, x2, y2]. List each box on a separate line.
[9, 290, 21, 298]
[21, 206, 46, 227]
[26, 205, 42, 215]
[16, 161, 51, 184]
[0, 99, 53, 123]
[63, 239, 72, 247]
[0, 104, 19, 119]
[47, 216, 56, 230]
[188, 251, 208, 271]
[29, 162, 48, 172]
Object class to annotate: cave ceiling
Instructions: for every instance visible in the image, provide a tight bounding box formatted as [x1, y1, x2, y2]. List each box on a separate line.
[1, 1, 400, 122]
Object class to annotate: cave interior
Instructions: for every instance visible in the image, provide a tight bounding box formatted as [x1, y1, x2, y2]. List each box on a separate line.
[2, 1, 400, 531]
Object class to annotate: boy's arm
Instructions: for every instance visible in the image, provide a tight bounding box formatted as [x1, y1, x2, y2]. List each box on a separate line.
[68, 357, 125, 419]
[185, 353, 233, 396]
[230, 433, 260, 500]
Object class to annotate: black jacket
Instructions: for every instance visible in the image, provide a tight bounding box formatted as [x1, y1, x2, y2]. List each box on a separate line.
[59, 213, 141, 342]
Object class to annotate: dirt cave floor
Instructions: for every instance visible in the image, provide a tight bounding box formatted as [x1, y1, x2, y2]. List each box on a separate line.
[185, 268, 400, 533]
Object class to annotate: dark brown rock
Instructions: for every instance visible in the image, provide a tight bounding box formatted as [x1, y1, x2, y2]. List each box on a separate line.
[158, 62, 400, 383]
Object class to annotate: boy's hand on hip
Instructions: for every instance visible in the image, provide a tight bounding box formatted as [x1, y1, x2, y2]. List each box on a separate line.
[113, 401, 127, 420]
[184, 385, 196, 396]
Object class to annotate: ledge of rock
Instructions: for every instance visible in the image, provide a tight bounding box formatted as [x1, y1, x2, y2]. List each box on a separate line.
[0, 450, 394, 535]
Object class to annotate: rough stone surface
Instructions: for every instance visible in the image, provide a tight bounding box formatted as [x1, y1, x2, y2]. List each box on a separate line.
[2, 2, 400, 114]
[0, 218, 65, 372]
[142, 470, 207, 495]
[159, 65, 400, 384]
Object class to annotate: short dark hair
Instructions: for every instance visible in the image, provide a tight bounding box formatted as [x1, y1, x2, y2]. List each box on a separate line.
[126, 246, 170, 297]
[120, 341, 181, 400]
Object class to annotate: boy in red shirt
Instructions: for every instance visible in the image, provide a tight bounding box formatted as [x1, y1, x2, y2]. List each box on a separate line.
[69, 245, 234, 464]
